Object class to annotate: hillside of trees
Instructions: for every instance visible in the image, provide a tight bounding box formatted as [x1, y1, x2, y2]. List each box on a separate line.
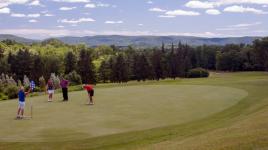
[0, 37, 267, 99]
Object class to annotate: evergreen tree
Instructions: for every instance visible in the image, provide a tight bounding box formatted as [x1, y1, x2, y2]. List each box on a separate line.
[133, 54, 150, 81]
[31, 55, 44, 83]
[78, 49, 96, 84]
[168, 43, 178, 79]
[113, 54, 128, 83]
[64, 51, 77, 74]
[98, 60, 110, 83]
[254, 37, 268, 70]
[151, 50, 164, 80]
[13, 49, 34, 81]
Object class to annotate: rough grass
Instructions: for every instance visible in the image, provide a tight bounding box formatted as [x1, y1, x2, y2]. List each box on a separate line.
[0, 72, 268, 150]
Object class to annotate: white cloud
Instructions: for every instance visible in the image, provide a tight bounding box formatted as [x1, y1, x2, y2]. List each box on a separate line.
[0, 0, 31, 8]
[59, 7, 77, 10]
[44, 13, 54, 17]
[41, 10, 48, 14]
[147, 1, 153, 4]
[185, 1, 214, 9]
[229, 22, 262, 27]
[158, 15, 176, 18]
[85, 3, 96, 8]
[11, 13, 41, 18]
[52, 0, 89, 3]
[57, 25, 64, 28]
[11, 13, 26, 17]
[206, 9, 221, 15]
[165, 10, 200, 16]
[96, 2, 111, 7]
[224, 5, 268, 14]
[0, 7, 10, 14]
[263, 5, 268, 7]
[29, 19, 37, 23]
[28, 13, 40, 18]
[216, 27, 248, 31]
[105, 21, 123, 24]
[186, 0, 268, 9]
[149, 8, 166, 12]
[138, 24, 143, 26]
[59, 17, 95, 24]
[216, 22, 262, 31]
[29, 0, 43, 6]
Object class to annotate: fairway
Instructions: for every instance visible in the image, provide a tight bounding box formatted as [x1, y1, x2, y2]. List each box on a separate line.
[0, 85, 247, 142]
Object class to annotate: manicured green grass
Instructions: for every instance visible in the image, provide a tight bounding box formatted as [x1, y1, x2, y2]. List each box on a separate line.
[1, 72, 268, 150]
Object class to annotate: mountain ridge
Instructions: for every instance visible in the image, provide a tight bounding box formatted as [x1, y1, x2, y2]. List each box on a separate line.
[0, 34, 262, 47]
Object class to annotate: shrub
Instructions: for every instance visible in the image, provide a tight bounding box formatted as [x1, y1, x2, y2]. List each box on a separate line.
[65, 71, 82, 86]
[33, 86, 41, 92]
[187, 68, 209, 78]
[0, 93, 8, 100]
[50, 73, 60, 89]
[39, 76, 46, 92]
[4, 85, 18, 99]
[23, 75, 30, 88]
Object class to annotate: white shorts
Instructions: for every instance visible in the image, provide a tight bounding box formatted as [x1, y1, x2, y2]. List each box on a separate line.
[48, 90, 54, 94]
[18, 101, 25, 109]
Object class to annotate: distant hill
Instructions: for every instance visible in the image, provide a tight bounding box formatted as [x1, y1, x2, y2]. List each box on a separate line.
[0, 34, 262, 47]
[57, 35, 261, 47]
[0, 34, 37, 44]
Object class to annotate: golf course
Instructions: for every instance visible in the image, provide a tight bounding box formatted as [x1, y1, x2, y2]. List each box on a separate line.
[0, 72, 268, 149]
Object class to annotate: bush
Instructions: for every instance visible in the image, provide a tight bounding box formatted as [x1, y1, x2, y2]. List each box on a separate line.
[4, 85, 18, 99]
[187, 68, 209, 78]
[33, 86, 41, 92]
[39, 76, 46, 92]
[0, 93, 8, 100]
[65, 71, 82, 86]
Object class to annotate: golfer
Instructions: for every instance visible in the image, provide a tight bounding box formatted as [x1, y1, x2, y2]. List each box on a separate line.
[60, 77, 69, 101]
[46, 79, 54, 102]
[16, 86, 29, 119]
[83, 84, 94, 105]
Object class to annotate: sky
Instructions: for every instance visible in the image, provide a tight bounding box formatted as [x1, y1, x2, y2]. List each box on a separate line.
[0, 0, 268, 39]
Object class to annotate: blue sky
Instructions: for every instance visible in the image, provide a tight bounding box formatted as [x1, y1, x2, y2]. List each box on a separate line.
[0, 0, 268, 39]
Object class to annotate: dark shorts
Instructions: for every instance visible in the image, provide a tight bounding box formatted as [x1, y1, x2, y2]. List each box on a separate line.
[87, 89, 94, 96]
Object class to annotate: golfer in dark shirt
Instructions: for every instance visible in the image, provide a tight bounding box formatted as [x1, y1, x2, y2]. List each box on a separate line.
[60, 78, 69, 101]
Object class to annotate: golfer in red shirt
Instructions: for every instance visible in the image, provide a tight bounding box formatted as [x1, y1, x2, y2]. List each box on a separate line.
[83, 84, 94, 105]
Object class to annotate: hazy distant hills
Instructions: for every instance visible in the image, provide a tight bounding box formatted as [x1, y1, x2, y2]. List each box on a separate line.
[57, 35, 260, 47]
[0, 34, 38, 44]
[0, 34, 262, 47]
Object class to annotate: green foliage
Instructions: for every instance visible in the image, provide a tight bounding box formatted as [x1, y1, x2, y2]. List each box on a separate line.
[98, 60, 110, 83]
[23, 75, 30, 88]
[64, 51, 77, 74]
[254, 37, 268, 71]
[50, 73, 60, 89]
[187, 68, 209, 78]
[78, 49, 96, 84]
[0, 93, 8, 100]
[39, 76, 46, 92]
[4, 85, 18, 99]
[65, 71, 82, 86]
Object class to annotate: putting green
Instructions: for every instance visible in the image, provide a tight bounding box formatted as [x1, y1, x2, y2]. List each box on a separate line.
[0, 85, 247, 142]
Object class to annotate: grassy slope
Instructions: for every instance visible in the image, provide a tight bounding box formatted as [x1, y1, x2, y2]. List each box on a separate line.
[1, 72, 268, 150]
[0, 85, 245, 142]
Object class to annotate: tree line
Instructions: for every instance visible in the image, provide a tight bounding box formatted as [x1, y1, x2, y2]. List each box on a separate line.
[0, 37, 267, 85]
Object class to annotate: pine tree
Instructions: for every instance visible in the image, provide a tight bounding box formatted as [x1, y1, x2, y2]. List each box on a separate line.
[32, 55, 44, 83]
[64, 51, 77, 74]
[151, 50, 164, 80]
[113, 54, 128, 83]
[169, 43, 178, 79]
[98, 60, 110, 83]
[78, 49, 96, 84]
